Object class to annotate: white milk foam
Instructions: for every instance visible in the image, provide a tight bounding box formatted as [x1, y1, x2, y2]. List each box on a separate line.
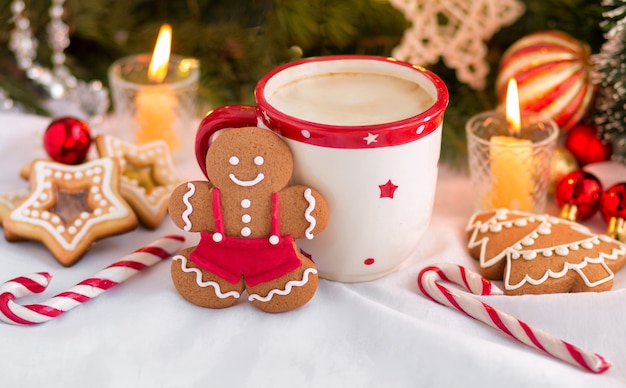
[267, 72, 435, 126]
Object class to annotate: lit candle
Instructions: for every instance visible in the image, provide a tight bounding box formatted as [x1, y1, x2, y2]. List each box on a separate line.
[466, 81, 559, 213]
[488, 78, 534, 211]
[134, 24, 179, 150]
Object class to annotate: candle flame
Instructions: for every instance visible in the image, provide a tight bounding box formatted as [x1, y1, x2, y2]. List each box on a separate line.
[505, 78, 521, 136]
[148, 24, 172, 83]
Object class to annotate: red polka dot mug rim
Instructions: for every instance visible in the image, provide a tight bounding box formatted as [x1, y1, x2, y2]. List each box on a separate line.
[254, 55, 449, 149]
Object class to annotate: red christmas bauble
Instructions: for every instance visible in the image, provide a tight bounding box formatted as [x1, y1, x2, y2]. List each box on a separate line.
[599, 183, 626, 223]
[496, 30, 595, 132]
[555, 170, 602, 221]
[43, 117, 92, 165]
[564, 123, 612, 166]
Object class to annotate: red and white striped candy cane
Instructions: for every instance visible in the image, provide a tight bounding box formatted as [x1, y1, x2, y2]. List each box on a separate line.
[417, 263, 611, 374]
[0, 234, 185, 325]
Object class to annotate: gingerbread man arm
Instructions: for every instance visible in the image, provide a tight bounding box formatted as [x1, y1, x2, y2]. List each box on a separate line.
[168, 180, 215, 232]
[278, 185, 329, 240]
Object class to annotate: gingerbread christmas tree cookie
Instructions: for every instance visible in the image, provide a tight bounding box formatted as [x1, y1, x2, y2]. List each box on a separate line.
[466, 208, 626, 295]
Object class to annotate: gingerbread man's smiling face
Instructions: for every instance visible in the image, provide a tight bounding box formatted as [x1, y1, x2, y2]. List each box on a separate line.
[205, 127, 293, 193]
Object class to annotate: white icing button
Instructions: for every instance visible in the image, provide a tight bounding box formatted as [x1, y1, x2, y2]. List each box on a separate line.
[599, 235, 612, 242]
[212, 233, 223, 242]
[51, 215, 61, 224]
[555, 246, 569, 256]
[241, 227, 251, 237]
[523, 251, 537, 260]
[241, 199, 251, 208]
[229, 156, 240, 166]
[301, 129, 311, 138]
[513, 219, 527, 227]
[56, 225, 65, 234]
[581, 241, 593, 249]
[68, 226, 77, 235]
[269, 235, 280, 245]
[254, 156, 264, 166]
[242, 214, 251, 223]
[489, 224, 502, 233]
[542, 249, 553, 257]
[537, 225, 551, 235]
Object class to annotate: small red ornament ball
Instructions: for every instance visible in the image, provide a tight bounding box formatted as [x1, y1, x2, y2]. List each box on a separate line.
[564, 123, 612, 166]
[555, 170, 602, 221]
[599, 183, 626, 223]
[43, 117, 92, 164]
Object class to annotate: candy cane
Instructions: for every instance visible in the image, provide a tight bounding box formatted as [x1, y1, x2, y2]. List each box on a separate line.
[0, 234, 185, 325]
[417, 263, 611, 374]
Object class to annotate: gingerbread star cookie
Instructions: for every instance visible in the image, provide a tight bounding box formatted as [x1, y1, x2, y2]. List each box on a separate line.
[0, 190, 28, 225]
[95, 135, 180, 229]
[3, 157, 138, 266]
[467, 208, 626, 295]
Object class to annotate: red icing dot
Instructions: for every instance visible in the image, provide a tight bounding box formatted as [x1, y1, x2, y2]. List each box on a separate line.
[364, 258, 375, 265]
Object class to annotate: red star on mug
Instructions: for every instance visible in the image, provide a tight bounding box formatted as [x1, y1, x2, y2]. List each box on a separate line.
[379, 179, 398, 199]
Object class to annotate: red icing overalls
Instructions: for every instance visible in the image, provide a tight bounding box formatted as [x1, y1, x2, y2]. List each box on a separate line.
[189, 188, 303, 288]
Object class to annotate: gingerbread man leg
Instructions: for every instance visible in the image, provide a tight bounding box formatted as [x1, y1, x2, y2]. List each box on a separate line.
[246, 252, 318, 313]
[170, 247, 245, 309]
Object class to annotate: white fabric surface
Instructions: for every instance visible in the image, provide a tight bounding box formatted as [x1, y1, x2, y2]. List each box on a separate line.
[0, 112, 625, 388]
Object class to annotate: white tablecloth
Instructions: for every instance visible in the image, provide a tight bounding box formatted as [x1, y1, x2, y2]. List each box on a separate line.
[1, 112, 625, 388]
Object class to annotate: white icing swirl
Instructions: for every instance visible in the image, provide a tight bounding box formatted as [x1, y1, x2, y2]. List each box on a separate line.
[248, 267, 318, 302]
[303, 188, 316, 240]
[173, 255, 240, 299]
[181, 182, 196, 231]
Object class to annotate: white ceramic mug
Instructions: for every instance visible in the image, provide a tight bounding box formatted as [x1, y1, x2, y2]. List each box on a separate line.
[196, 55, 448, 282]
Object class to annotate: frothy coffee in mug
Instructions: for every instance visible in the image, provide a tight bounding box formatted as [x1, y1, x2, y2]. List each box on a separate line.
[267, 72, 435, 126]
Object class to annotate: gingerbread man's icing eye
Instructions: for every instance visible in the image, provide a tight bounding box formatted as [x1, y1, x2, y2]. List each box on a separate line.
[229, 156, 239, 166]
[254, 156, 264, 166]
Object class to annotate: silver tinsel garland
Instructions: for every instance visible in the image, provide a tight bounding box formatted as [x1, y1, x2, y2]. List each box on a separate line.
[3, 0, 109, 121]
[593, 0, 626, 163]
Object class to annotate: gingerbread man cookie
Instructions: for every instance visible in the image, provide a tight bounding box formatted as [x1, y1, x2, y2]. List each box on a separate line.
[168, 127, 329, 312]
[467, 208, 626, 295]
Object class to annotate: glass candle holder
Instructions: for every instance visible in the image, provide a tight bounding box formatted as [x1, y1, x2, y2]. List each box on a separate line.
[108, 54, 199, 161]
[466, 110, 559, 213]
